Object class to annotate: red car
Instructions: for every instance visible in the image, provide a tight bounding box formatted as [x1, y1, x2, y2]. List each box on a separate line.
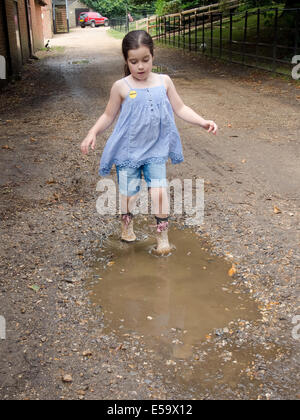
[79, 12, 109, 28]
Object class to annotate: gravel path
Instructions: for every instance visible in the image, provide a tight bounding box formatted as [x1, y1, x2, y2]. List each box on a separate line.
[0, 27, 299, 400]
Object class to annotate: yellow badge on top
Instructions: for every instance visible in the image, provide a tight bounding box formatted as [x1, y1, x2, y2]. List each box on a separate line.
[129, 90, 137, 99]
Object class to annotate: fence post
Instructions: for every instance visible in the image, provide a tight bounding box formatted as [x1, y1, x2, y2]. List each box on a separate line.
[179, 14, 181, 49]
[183, 14, 185, 50]
[220, 12, 223, 58]
[210, 12, 213, 57]
[189, 14, 191, 51]
[256, 8, 260, 69]
[202, 12, 205, 54]
[294, 8, 299, 56]
[195, 12, 198, 52]
[173, 16, 176, 47]
[272, 8, 278, 73]
[243, 10, 248, 65]
[159, 16, 161, 40]
[229, 9, 233, 63]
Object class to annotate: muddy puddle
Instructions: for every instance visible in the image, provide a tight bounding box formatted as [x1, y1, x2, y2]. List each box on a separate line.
[87, 220, 260, 358]
[85, 221, 290, 398]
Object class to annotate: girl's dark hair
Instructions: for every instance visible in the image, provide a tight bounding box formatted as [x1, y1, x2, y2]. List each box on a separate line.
[122, 30, 154, 76]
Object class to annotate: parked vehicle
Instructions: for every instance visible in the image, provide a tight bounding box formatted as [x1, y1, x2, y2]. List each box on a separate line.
[79, 12, 109, 28]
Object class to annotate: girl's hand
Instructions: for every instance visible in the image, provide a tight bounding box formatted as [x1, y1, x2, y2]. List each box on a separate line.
[81, 131, 96, 155]
[202, 120, 218, 135]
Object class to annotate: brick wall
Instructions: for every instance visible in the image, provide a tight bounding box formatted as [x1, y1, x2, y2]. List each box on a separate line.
[29, 0, 44, 50]
[2, 0, 26, 75]
[0, 1, 9, 87]
[68, 0, 90, 28]
[18, 0, 31, 60]
[42, 0, 53, 41]
[0, 0, 53, 84]
[0, 1, 8, 59]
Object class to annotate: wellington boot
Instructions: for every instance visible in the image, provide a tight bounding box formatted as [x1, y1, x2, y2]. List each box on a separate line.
[155, 219, 172, 255]
[121, 213, 136, 242]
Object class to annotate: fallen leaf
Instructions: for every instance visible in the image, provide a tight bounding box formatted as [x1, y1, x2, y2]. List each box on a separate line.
[228, 265, 237, 277]
[28, 285, 40, 292]
[273, 205, 282, 214]
[166, 360, 176, 366]
[2, 145, 14, 150]
[77, 390, 86, 396]
[107, 261, 115, 267]
[62, 374, 73, 383]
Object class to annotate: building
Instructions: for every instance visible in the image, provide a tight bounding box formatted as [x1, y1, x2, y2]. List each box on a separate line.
[52, 0, 92, 33]
[68, 0, 90, 28]
[0, 0, 53, 87]
[52, 0, 68, 33]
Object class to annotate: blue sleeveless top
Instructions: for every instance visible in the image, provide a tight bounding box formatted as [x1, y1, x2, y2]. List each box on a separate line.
[98, 74, 184, 176]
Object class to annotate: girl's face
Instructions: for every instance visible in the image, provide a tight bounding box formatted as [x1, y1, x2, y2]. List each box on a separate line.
[127, 46, 153, 81]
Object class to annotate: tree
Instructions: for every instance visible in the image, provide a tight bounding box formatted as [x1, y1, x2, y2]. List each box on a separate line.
[82, 0, 127, 18]
[283, 0, 300, 7]
[82, 0, 156, 18]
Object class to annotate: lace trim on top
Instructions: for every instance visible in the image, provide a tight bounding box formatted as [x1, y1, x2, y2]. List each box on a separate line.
[99, 153, 184, 176]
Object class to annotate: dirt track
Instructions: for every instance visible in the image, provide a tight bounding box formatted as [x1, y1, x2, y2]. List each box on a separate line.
[0, 27, 299, 400]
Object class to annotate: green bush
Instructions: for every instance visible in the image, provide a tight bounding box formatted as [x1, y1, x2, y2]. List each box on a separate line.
[163, 0, 183, 14]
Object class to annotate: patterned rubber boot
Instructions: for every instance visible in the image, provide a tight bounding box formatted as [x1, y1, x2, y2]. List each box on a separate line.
[121, 212, 136, 242]
[155, 216, 171, 255]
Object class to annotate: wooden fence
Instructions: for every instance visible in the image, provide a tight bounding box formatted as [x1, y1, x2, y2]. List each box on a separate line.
[110, 3, 300, 78]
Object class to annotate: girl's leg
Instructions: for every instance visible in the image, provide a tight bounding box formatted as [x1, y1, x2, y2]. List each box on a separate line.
[120, 192, 140, 215]
[150, 187, 171, 254]
[120, 193, 139, 242]
[149, 186, 169, 218]
[117, 165, 141, 243]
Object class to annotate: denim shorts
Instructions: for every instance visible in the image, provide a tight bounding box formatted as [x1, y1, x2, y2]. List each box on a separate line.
[116, 162, 168, 197]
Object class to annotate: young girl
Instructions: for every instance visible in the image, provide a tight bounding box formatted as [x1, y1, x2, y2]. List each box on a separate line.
[81, 30, 218, 255]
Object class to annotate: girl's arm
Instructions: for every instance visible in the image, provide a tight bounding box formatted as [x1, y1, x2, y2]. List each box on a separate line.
[81, 81, 122, 155]
[165, 75, 218, 135]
